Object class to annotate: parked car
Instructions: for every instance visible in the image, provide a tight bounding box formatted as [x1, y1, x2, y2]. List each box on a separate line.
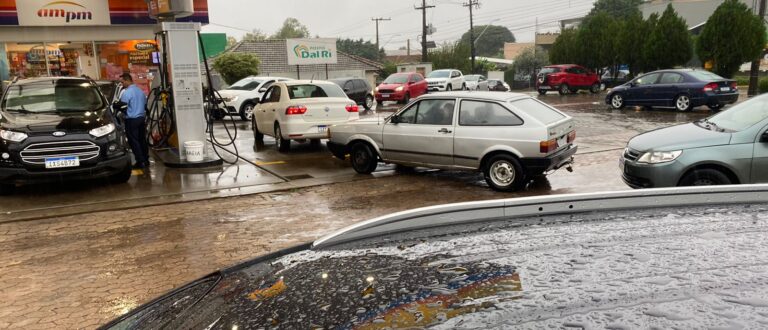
[426, 69, 466, 92]
[537, 64, 601, 95]
[0, 77, 132, 194]
[216, 76, 293, 121]
[374, 72, 428, 105]
[330, 78, 375, 110]
[606, 69, 738, 112]
[600, 68, 630, 89]
[464, 74, 490, 91]
[326, 91, 576, 191]
[621, 93, 768, 188]
[487, 79, 510, 92]
[102, 185, 768, 329]
[252, 80, 360, 152]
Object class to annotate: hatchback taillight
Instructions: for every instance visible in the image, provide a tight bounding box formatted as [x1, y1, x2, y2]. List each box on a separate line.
[567, 130, 576, 143]
[345, 104, 359, 112]
[286, 105, 307, 115]
[703, 82, 718, 92]
[540, 138, 558, 154]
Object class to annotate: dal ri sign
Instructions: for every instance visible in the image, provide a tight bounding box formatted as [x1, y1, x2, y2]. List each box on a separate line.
[286, 38, 338, 66]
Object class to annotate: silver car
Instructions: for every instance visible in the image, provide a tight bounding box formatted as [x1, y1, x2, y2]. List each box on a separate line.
[621, 93, 768, 188]
[327, 92, 577, 191]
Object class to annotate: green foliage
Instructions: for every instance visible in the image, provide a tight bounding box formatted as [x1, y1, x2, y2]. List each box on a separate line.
[759, 78, 768, 94]
[212, 52, 260, 85]
[428, 42, 472, 73]
[459, 25, 516, 57]
[226, 36, 237, 48]
[639, 13, 660, 73]
[272, 18, 310, 39]
[697, 0, 767, 78]
[337, 38, 383, 61]
[578, 12, 620, 72]
[587, 0, 643, 20]
[549, 28, 580, 65]
[242, 30, 268, 42]
[378, 61, 398, 82]
[513, 46, 549, 77]
[644, 4, 692, 70]
[617, 13, 647, 77]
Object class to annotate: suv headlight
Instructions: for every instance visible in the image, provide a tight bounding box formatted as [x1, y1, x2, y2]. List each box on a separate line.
[0, 129, 28, 142]
[395, 86, 404, 92]
[637, 150, 682, 164]
[90, 123, 116, 138]
[374, 87, 379, 93]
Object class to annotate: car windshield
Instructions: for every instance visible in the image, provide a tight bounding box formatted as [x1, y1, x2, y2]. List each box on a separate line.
[465, 75, 479, 81]
[688, 70, 725, 81]
[383, 74, 409, 84]
[2, 80, 105, 113]
[287, 84, 347, 99]
[707, 94, 768, 131]
[427, 70, 450, 78]
[227, 78, 263, 91]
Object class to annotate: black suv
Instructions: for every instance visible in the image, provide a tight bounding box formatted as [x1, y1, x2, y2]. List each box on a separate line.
[330, 78, 374, 110]
[0, 77, 132, 194]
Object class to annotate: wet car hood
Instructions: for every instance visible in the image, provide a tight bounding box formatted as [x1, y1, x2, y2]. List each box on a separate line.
[106, 199, 768, 329]
[377, 83, 405, 89]
[627, 122, 732, 152]
[217, 89, 249, 98]
[0, 109, 111, 134]
[425, 78, 447, 83]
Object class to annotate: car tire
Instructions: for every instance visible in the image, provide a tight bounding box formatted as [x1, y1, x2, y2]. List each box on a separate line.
[401, 92, 410, 104]
[253, 119, 264, 142]
[679, 169, 732, 186]
[110, 161, 133, 184]
[538, 89, 547, 96]
[350, 143, 378, 174]
[674, 94, 692, 112]
[590, 83, 600, 94]
[240, 102, 255, 121]
[610, 94, 625, 109]
[364, 95, 374, 110]
[447, 84, 452, 91]
[558, 84, 570, 95]
[462, 83, 467, 90]
[484, 154, 526, 192]
[708, 103, 722, 112]
[274, 123, 290, 152]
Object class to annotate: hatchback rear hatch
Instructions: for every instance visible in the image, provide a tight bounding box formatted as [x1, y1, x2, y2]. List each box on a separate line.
[293, 97, 357, 123]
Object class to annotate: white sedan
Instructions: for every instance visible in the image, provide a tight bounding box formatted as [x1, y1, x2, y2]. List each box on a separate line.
[252, 80, 360, 151]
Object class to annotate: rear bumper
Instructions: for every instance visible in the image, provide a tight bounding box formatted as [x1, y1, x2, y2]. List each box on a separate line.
[0, 154, 130, 185]
[699, 92, 739, 106]
[520, 145, 577, 174]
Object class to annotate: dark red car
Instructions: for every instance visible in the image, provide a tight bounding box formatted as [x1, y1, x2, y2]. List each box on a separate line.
[375, 72, 428, 104]
[537, 64, 601, 95]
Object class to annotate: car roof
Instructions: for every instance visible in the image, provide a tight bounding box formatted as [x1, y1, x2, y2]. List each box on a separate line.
[282, 80, 337, 86]
[12, 77, 90, 85]
[418, 91, 528, 102]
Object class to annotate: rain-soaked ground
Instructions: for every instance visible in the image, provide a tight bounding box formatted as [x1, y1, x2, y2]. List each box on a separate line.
[0, 91, 742, 328]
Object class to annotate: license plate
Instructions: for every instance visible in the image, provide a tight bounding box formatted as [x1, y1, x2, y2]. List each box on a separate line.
[540, 86, 551, 90]
[45, 156, 79, 169]
[317, 125, 327, 133]
[720, 87, 730, 92]
[381, 94, 390, 98]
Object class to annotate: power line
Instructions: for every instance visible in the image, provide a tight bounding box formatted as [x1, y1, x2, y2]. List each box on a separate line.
[371, 17, 392, 50]
[415, 0, 436, 62]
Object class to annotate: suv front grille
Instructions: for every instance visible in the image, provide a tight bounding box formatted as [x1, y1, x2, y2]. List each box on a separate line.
[428, 81, 440, 86]
[378, 89, 394, 94]
[623, 148, 641, 161]
[20, 141, 101, 165]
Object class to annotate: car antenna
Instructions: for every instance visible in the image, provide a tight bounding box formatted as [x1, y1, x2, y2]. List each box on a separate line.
[310, 73, 315, 83]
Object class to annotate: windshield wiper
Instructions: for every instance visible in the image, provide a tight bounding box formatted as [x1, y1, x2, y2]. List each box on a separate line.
[698, 119, 725, 132]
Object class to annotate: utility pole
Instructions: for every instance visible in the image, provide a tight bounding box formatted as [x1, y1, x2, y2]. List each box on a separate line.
[748, 0, 766, 97]
[463, 0, 480, 74]
[416, 0, 435, 62]
[371, 17, 391, 51]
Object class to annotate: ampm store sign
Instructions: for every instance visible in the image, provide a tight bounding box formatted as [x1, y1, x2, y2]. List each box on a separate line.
[286, 38, 338, 66]
[0, 0, 208, 26]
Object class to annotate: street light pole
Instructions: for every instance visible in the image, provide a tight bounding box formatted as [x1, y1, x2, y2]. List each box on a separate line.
[464, 0, 480, 74]
[415, 0, 435, 63]
[748, 0, 766, 96]
[371, 17, 391, 52]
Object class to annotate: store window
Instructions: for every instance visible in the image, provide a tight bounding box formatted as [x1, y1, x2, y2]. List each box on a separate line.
[5, 42, 99, 79]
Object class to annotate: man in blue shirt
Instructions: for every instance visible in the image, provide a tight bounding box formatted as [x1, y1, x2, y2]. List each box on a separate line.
[119, 73, 149, 169]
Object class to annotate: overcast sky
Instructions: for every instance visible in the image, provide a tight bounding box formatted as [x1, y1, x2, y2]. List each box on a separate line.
[201, 0, 597, 49]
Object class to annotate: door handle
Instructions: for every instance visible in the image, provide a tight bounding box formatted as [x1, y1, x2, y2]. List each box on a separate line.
[438, 128, 452, 133]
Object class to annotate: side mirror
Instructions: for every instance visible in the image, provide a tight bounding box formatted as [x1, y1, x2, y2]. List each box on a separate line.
[390, 114, 400, 124]
[259, 88, 267, 93]
[761, 131, 768, 143]
[343, 88, 350, 93]
[112, 101, 128, 113]
[407, 81, 414, 85]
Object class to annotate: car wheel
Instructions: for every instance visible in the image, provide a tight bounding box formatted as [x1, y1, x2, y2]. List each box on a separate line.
[401, 92, 410, 104]
[462, 83, 467, 91]
[679, 169, 731, 186]
[350, 143, 378, 174]
[364, 95, 374, 110]
[674, 94, 692, 112]
[253, 119, 264, 142]
[447, 84, 452, 91]
[538, 89, 547, 96]
[610, 94, 625, 109]
[590, 83, 600, 94]
[600, 83, 607, 91]
[110, 161, 133, 184]
[558, 84, 570, 95]
[484, 154, 526, 192]
[274, 123, 290, 152]
[708, 103, 723, 112]
[240, 102, 255, 121]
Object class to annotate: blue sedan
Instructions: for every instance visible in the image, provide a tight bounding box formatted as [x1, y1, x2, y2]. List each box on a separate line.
[606, 69, 739, 112]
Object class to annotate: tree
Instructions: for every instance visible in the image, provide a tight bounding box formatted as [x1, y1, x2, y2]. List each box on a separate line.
[226, 36, 237, 48]
[459, 25, 515, 57]
[697, 0, 767, 77]
[242, 29, 268, 41]
[549, 28, 580, 65]
[640, 13, 660, 73]
[212, 52, 260, 85]
[512, 46, 549, 83]
[428, 41, 472, 73]
[577, 11, 620, 72]
[272, 17, 310, 39]
[617, 13, 648, 77]
[645, 5, 692, 70]
[586, 0, 643, 20]
[337, 38, 384, 61]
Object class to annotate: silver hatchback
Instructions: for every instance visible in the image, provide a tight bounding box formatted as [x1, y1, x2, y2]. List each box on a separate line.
[327, 92, 578, 191]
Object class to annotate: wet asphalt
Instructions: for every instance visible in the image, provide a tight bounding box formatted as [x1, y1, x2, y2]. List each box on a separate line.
[0, 91, 738, 328]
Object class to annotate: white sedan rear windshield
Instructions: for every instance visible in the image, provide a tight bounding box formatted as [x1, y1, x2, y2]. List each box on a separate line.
[509, 98, 565, 124]
[287, 84, 347, 99]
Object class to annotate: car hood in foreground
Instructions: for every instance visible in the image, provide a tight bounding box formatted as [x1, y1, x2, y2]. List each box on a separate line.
[627, 122, 732, 152]
[104, 186, 768, 329]
[0, 109, 111, 134]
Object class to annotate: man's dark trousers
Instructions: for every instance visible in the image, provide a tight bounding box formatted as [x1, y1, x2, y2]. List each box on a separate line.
[125, 117, 149, 166]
